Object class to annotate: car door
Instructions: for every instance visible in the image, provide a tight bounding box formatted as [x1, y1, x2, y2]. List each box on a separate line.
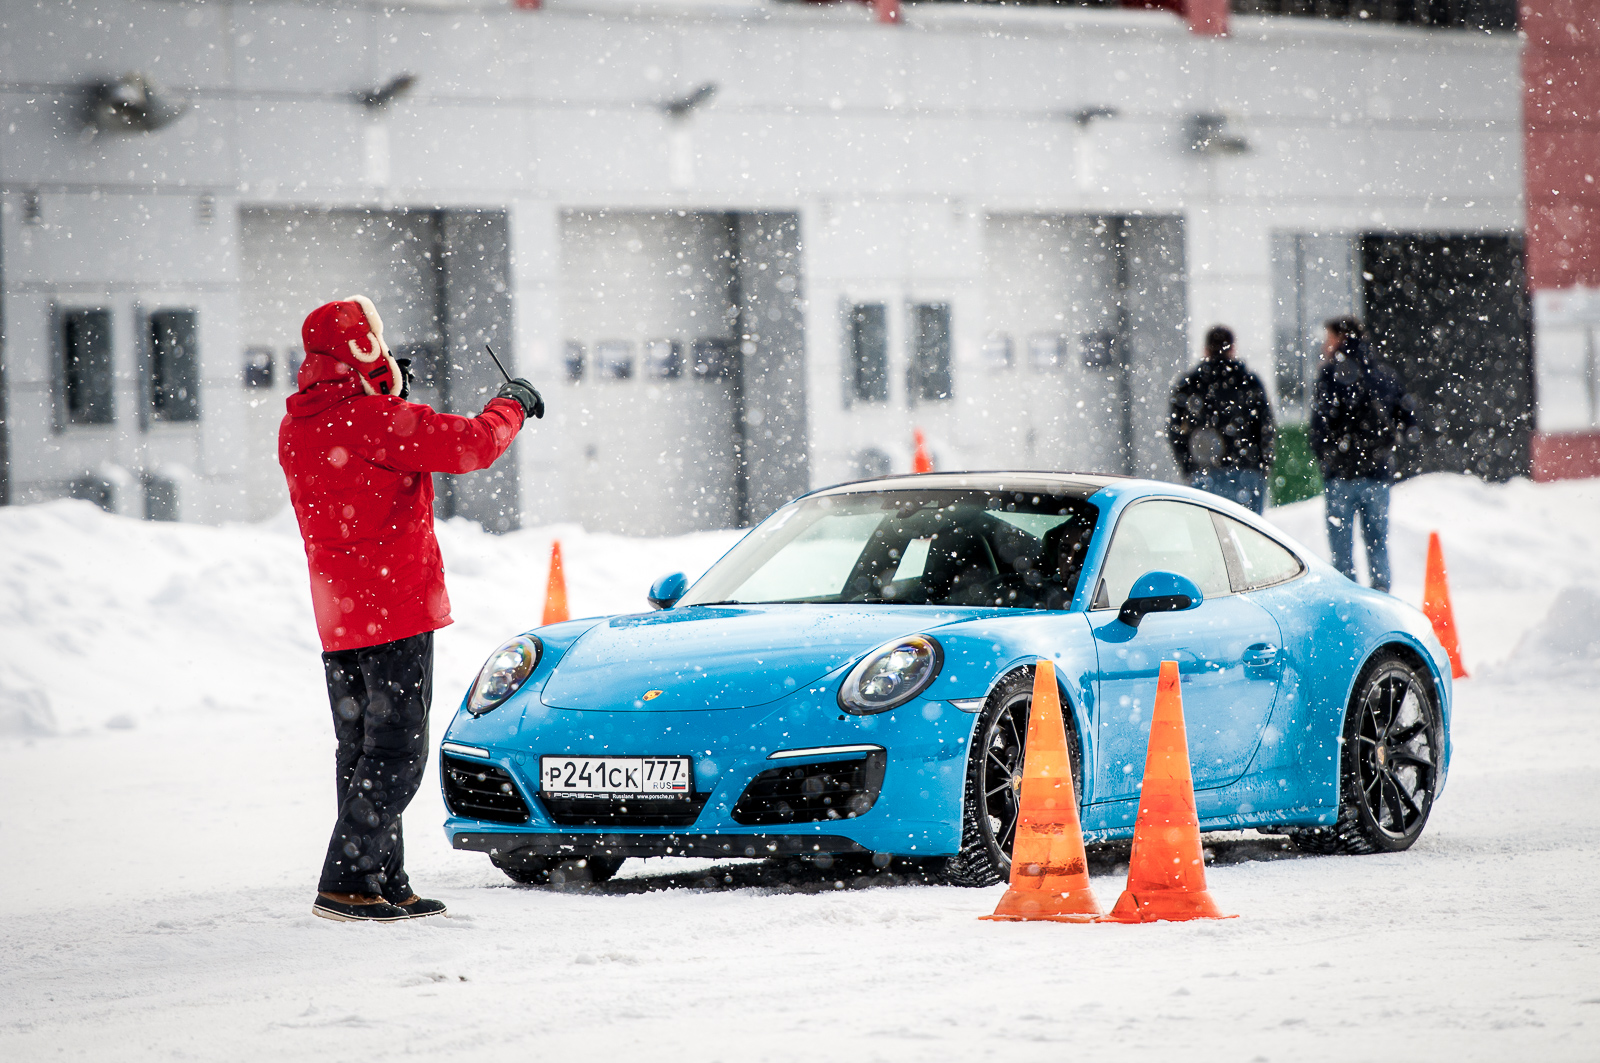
[1086, 500, 1285, 816]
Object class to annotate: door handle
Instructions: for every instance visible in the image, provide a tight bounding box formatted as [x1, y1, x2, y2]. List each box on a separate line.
[1243, 644, 1280, 669]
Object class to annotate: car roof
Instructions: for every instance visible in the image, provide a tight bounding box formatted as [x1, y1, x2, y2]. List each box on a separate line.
[806, 471, 1124, 500]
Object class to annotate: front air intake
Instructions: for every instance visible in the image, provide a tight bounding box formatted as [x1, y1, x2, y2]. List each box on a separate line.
[730, 752, 886, 826]
[441, 755, 532, 825]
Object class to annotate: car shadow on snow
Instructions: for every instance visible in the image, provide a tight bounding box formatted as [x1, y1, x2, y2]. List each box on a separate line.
[505, 831, 1310, 896]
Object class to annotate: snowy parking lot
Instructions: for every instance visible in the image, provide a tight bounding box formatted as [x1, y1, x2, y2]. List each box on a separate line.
[2, 474, 1598, 1061]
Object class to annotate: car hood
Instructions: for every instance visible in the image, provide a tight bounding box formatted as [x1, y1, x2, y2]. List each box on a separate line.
[537, 604, 1002, 711]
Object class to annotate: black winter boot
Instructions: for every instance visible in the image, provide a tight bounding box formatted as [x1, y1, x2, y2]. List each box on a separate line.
[312, 893, 410, 922]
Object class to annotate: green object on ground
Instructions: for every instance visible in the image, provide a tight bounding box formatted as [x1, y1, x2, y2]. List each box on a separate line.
[1271, 422, 1323, 506]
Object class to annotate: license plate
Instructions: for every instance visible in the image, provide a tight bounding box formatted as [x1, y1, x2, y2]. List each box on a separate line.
[539, 755, 692, 797]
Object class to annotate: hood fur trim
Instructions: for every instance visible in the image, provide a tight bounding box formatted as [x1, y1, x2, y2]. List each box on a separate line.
[343, 294, 402, 397]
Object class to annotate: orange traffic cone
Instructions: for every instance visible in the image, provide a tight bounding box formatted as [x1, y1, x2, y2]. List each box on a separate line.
[541, 540, 569, 626]
[1102, 661, 1234, 924]
[912, 428, 934, 474]
[1422, 531, 1468, 679]
[981, 660, 1103, 923]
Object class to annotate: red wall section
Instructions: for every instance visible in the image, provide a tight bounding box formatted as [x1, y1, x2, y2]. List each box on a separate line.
[1531, 430, 1600, 480]
[1123, 0, 1228, 35]
[1524, 0, 1600, 289]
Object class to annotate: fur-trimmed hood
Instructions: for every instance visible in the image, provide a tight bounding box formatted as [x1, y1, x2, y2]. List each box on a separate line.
[298, 296, 403, 398]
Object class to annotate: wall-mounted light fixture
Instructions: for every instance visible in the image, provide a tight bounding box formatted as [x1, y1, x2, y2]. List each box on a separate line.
[358, 74, 418, 110]
[85, 73, 188, 133]
[660, 82, 718, 119]
[1188, 113, 1249, 156]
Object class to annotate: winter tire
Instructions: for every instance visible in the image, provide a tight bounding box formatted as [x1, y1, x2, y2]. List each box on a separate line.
[495, 854, 625, 886]
[1291, 651, 1443, 856]
[941, 666, 1085, 886]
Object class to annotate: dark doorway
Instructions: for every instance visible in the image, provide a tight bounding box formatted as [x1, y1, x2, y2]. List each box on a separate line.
[1361, 234, 1533, 481]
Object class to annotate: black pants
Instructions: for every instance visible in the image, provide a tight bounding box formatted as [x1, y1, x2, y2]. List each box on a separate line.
[318, 631, 432, 900]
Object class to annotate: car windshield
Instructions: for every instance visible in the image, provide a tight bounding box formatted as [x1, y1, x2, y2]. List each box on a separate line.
[678, 489, 1101, 609]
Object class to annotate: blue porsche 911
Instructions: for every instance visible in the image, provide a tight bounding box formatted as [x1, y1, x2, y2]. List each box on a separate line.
[440, 473, 1452, 886]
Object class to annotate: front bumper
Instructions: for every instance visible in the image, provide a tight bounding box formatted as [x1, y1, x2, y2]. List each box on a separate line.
[452, 831, 868, 861]
[439, 689, 978, 859]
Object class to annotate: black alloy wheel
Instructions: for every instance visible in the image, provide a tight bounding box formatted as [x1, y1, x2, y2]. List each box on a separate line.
[1292, 653, 1442, 855]
[942, 667, 1085, 886]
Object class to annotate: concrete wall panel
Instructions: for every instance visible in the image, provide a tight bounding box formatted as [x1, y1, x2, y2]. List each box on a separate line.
[0, 92, 235, 188]
[0, 0, 230, 90]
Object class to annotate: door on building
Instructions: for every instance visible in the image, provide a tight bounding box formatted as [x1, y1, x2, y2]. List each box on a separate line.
[239, 208, 517, 529]
[1084, 498, 1284, 824]
[980, 214, 1186, 480]
[1362, 234, 1533, 481]
[559, 210, 806, 535]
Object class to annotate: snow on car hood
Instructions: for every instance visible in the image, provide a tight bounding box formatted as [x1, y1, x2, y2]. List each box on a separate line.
[537, 604, 997, 711]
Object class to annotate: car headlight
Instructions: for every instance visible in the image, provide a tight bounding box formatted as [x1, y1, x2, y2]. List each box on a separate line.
[468, 635, 542, 716]
[838, 635, 943, 715]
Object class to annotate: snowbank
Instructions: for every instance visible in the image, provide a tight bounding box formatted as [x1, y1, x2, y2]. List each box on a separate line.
[0, 499, 740, 733]
[1266, 473, 1600, 671]
[1506, 583, 1600, 676]
[1267, 472, 1600, 593]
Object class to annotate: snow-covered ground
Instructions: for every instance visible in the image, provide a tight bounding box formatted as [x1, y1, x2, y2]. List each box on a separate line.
[1, 474, 1597, 1061]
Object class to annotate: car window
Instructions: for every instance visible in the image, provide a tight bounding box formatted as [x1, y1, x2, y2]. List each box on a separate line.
[730, 511, 883, 602]
[1215, 514, 1304, 591]
[677, 489, 1100, 609]
[1094, 500, 1231, 608]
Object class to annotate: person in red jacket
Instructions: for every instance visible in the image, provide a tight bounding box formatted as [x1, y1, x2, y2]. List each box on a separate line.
[280, 295, 542, 922]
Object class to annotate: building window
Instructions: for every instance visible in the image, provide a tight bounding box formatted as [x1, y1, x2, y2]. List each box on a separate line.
[692, 338, 738, 381]
[243, 347, 274, 389]
[644, 339, 683, 380]
[848, 304, 889, 404]
[58, 308, 115, 427]
[909, 303, 952, 403]
[1230, 0, 1515, 31]
[149, 310, 200, 422]
[596, 340, 635, 381]
[144, 474, 180, 522]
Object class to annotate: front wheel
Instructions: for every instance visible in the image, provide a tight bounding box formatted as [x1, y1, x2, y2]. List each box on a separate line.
[1292, 653, 1443, 855]
[941, 667, 1084, 887]
[495, 854, 625, 886]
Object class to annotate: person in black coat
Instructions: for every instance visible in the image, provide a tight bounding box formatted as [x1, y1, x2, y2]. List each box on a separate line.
[1167, 325, 1275, 514]
[1309, 315, 1418, 593]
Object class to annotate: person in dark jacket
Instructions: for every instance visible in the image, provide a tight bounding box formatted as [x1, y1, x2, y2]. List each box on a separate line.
[1309, 315, 1417, 593]
[280, 296, 544, 922]
[1167, 325, 1275, 514]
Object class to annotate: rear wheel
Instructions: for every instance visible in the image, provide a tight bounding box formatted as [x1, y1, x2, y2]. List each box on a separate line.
[1292, 652, 1442, 855]
[942, 667, 1085, 886]
[494, 854, 626, 886]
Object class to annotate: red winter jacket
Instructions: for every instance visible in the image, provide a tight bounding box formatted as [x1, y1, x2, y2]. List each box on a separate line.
[279, 354, 525, 652]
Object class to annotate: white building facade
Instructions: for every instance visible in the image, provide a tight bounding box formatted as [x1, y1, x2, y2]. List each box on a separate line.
[0, 0, 1526, 531]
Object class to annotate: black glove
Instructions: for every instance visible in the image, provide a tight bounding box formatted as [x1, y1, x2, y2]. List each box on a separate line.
[496, 378, 544, 420]
[395, 358, 415, 400]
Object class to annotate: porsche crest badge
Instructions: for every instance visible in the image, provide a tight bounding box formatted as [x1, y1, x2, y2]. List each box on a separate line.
[642, 689, 664, 701]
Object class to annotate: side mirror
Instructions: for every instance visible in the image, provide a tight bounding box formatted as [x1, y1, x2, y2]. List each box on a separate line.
[1118, 570, 1203, 629]
[647, 571, 689, 611]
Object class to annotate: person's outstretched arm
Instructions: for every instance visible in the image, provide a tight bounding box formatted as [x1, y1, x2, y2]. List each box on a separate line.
[372, 395, 527, 475]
